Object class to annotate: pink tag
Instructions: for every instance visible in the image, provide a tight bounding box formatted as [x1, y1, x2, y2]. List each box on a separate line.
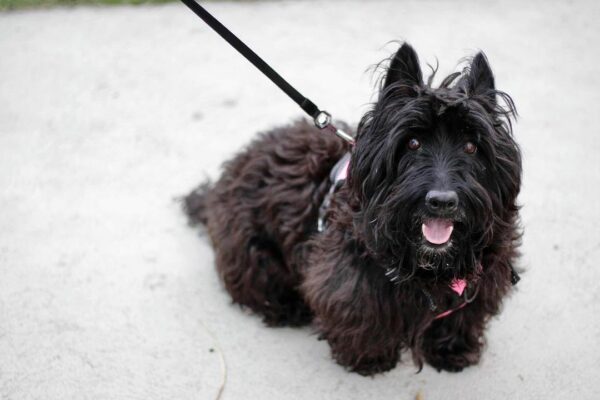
[450, 279, 467, 296]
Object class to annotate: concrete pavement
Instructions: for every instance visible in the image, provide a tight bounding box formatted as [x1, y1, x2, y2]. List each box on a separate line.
[1, 1, 599, 399]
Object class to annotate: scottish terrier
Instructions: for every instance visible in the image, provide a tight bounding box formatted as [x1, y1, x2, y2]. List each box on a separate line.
[184, 43, 522, 375]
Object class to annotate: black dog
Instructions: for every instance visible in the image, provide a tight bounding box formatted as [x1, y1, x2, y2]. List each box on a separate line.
[184, 43, 522, 375]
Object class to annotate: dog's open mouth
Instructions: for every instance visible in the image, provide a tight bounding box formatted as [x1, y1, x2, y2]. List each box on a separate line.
[422, 218, 454, 245]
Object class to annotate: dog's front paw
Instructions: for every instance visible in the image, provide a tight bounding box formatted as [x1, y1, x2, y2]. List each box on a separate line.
[333, 351, 399, 376]
[352, 355, 399, 376]
[425, 345, 480, 373]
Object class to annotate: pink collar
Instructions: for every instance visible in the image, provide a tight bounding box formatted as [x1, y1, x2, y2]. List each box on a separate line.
[434, 263, 484, 319]
[433, 278, 468, 319]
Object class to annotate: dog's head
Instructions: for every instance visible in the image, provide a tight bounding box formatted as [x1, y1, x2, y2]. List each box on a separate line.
[349, 43, 521, 282]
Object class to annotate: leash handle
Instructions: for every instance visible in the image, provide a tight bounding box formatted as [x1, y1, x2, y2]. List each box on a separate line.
[179, 0, 354, 145]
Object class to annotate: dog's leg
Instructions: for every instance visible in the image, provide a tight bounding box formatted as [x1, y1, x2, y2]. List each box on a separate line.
[327, 336, 401, 376]
[421, 303, 487, 372]
[303, 237, 402, 375]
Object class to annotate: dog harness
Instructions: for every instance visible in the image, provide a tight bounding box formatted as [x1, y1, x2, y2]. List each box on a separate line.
[316, 154, 474, 319]
[316, 154, 524, 320]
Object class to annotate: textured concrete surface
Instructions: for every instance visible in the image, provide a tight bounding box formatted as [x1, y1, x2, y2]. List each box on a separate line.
[1, 1, 599, 399]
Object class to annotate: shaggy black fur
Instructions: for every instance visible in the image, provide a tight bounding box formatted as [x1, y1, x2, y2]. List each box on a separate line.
[184, 43, 522, 375]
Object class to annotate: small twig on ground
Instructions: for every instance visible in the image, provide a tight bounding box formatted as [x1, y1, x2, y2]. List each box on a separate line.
[198, 319, 227, 400]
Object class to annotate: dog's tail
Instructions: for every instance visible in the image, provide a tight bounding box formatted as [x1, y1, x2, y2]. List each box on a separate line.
[182, 181, 212, 226]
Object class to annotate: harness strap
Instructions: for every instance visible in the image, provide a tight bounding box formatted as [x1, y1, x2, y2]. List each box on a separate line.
[317, 152, 520, 320]
[317, 154, 477, 320]
[317, 153, 351, 232]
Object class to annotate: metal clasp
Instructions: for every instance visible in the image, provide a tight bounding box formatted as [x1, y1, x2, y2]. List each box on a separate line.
[314, 111, 332, 129]
[313, 110, 355, 145]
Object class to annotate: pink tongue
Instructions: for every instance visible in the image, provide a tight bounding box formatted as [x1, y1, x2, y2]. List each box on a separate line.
[422, 219, 454, 245]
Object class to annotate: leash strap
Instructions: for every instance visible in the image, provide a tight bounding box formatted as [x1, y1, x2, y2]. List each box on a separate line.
[180, 0, 354, 144]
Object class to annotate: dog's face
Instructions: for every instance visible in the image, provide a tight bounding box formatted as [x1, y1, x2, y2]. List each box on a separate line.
[349, 44, 521, 282]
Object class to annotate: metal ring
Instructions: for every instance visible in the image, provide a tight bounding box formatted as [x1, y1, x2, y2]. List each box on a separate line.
[314, 111, 332, 129]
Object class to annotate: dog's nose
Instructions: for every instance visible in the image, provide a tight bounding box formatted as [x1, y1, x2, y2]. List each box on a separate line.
[425, 190, 459, 214]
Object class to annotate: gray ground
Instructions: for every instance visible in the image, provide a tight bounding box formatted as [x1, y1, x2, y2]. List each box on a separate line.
[1, 0, 599, 399]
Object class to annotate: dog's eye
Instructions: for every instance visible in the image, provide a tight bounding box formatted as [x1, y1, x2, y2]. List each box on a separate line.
[407, 138, 421, 151]
[464, 141, 477, 154]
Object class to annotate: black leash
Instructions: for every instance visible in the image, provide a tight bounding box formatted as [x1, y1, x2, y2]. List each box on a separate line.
[179, 0, 354, 144]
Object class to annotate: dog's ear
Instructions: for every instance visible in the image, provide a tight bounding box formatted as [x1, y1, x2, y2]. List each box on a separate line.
[383, 43, 423, 91]
[465, 52, 495, 100]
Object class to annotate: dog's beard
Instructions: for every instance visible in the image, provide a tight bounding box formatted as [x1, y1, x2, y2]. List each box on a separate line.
[358, 181, 493, 283]
[409, 216, 461, 280]
[415, 240, 456, 271]
[413, 212, 463, 272]
[364, 210, 482, 283]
